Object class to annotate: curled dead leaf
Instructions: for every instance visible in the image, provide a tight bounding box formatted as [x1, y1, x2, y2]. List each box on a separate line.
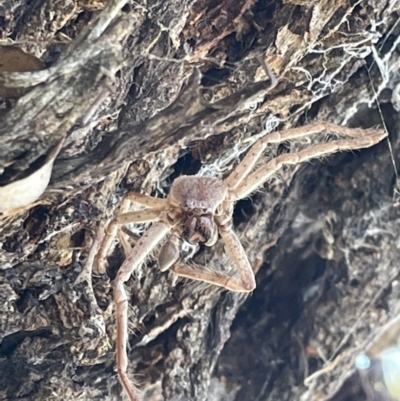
[0, 140, 64, 215]
[0, 46, 44, 98]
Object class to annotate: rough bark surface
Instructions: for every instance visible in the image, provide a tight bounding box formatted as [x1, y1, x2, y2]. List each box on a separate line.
[1, 1, 400, 401]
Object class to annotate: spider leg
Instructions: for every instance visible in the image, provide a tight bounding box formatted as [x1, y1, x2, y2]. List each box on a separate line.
[113, 208, 165, 225]
[124, 191, 167, 209]
[114, 221, 170, 401]
[96, 208, 164, 273]
[234, 126, 386, 200]
[225, 63, 278, 190]
[227, 123, 385, 191]
[118, 227, 133, 257]
[226, 132, 272, 190]
[171, 224, 255, 292]
[95, 192, 166, 273]
[171, 263, 250, 291]
[218, 225, 256, 291]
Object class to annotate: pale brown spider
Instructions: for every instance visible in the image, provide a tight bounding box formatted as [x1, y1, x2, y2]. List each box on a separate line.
[95, 119, 386, 400]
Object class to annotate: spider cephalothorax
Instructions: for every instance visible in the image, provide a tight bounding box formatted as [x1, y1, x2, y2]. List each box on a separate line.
[170, 175, 228, 212]
[171, 175, 229, 240]
[158, 175, 228, 270]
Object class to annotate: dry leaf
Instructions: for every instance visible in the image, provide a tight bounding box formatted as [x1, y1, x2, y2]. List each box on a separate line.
[0, 140, 64, 215]
[0, 46, 44, 98]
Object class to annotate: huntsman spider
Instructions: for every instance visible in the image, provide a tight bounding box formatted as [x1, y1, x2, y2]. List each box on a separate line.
[95, 88, 386, 401]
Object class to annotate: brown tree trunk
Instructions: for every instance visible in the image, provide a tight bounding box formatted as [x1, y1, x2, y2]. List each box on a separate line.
[1, 1, 400, 400]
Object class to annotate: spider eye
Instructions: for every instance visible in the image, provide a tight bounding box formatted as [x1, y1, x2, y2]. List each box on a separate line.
[198, 201, 207, 209]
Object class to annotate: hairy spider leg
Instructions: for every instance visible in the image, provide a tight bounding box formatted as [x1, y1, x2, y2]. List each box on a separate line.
[124, 191, 168, 209]
[96, 192, 166, 273]
[234, 125, 386, 200]
[227, 123, 384, 191]
[114, 221, 170, 401]
[171, 221, 256, 292]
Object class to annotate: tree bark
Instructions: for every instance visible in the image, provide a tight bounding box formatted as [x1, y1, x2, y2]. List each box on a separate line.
[1, 1, 400, 400]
